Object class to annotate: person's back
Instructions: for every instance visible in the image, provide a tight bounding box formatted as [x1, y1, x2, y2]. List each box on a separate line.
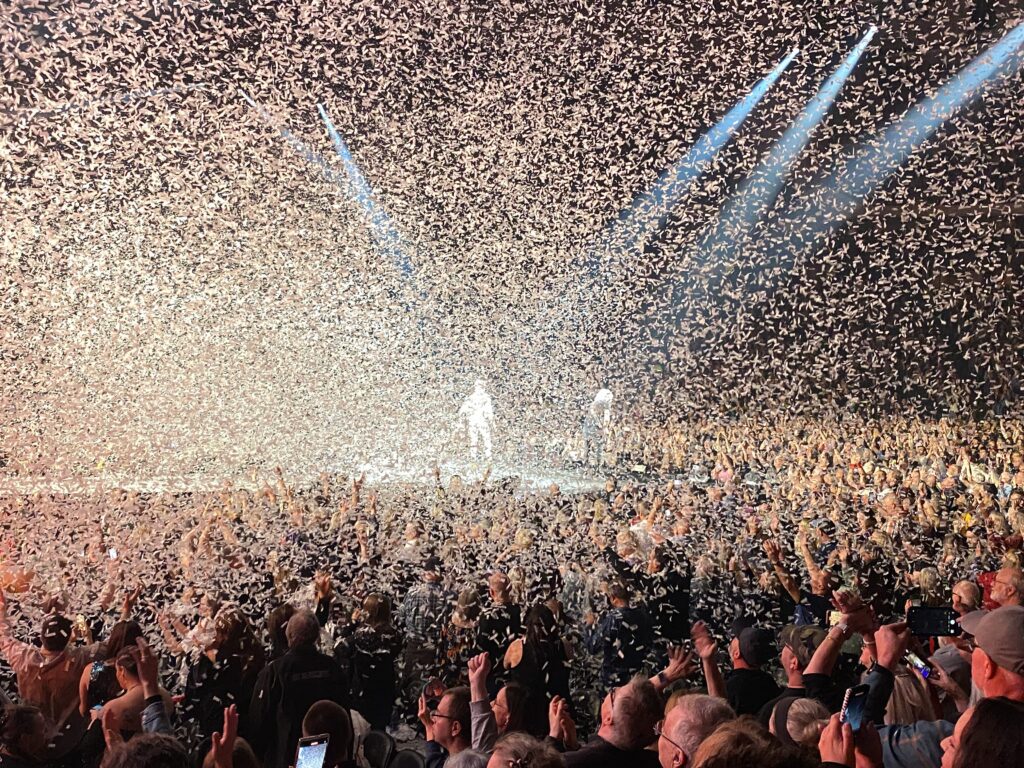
[563, 677, 661, 768]
[0, 604, 105, 753]
[248, 610, 351, 768]
[725, 627, 781, 716]
[587, 585, 653, 687]
[339, 620, 402, 730]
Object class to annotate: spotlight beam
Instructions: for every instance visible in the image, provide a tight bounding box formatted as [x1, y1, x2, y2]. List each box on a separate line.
[239, 90, 416, 278]
[238, 89, 356, 196]
[606, 47, 800, 254]
[317, 104, 414, 277]
[701, 26, 877, 257]
[774, 21, 1024, 256]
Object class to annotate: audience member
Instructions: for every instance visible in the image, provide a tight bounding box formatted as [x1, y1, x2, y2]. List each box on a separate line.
[301, 700, 357, 768]
[421, 685, 472, 768]
[247, 609, 351, 768]
[656, 693, 735, 768]
[724, 623, 781, 716]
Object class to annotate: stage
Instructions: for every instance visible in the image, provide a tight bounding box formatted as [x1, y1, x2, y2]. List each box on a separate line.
[0, 457, 611, 497]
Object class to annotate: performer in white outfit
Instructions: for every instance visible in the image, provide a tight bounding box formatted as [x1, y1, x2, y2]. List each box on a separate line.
[458, 379, 495, 460]
[582, 388, 613, 468]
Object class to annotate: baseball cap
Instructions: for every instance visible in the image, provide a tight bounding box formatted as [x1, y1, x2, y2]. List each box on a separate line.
[739, 627, 777, 668]
[779, 625, 828, 668]
[929, 645, 971, 694]
[731, 615, 756, 638]
[960, 606, 1024, 675]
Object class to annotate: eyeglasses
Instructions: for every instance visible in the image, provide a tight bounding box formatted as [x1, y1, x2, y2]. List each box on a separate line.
[655, 720, 688, 759]
[430, 710, 455, 721]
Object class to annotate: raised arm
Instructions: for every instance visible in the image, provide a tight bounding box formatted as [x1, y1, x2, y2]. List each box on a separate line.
[157, 611, 185, 656]
[804, 595, 874, 678]
[0, 591, 31, 670]
[650, 645, 699, 694]
[691, 621, 727, 699]
[467, 653, 499, 752]
[796, 531, 824, 583]
[763, 540, 801, 603]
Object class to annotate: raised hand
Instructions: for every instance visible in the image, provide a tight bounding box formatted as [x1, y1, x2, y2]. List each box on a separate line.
[548, 695, 564, 740]
[211, 704, 239, 768]
[121, 584, 143, 615]
[691, 621, 718, 660]
[314, 572, 332, 601]
[418, 693, 435, 741]
[662, 646, 698, 683]
[874, 621, 911, 672]
[129, 637, 160, 696]
[467, 652, 491, 702]
[468, 652, 491, 686]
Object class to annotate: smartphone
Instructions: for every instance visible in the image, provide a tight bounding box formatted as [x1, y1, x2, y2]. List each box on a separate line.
[907, 606, 959, 637]
[828, 610, 843, 627]
[905, 651, 931, 679]
[840, 684, 870, 733]
[295, 734, 329, 768]
[107, 548, 118, 560]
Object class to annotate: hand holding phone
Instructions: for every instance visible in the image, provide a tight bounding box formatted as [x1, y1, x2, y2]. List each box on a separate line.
[905, 651, 931, 679]
[840, 684, 870, 733]
[295, 735, 329, 768]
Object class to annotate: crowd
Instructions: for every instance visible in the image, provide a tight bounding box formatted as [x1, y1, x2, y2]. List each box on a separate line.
[0, 413, 1023, 768]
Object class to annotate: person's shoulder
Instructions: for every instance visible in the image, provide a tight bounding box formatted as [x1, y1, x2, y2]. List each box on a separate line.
[504, 637, 524, 668]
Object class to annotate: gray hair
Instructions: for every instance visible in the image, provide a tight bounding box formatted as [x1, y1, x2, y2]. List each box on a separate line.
[491, 733, 564, 768]
[285, 608, 320, 649]
[667, 694, 736, 757]
[444, 749, 489, 768]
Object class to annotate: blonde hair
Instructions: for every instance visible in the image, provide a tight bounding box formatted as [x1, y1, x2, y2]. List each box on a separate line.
[785, 698, 829, 748]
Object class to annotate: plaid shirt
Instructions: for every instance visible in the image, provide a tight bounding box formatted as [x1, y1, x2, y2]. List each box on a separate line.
[398, 581, 450, 644]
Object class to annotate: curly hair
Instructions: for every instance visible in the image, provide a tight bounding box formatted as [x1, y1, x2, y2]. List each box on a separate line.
[492, 732, 565, 768]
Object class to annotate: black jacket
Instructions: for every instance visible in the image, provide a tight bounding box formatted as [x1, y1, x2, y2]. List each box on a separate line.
[247, 646, 351, 768]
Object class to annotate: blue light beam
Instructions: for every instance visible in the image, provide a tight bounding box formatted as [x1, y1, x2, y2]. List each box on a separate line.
[239, 90, 415, 277]
[701, 27, 876, 256]
[607, 47, 800, 252]
[781, 21, 1024, 248]
[239, 89, 349, 187]
[317, 104, 414, 277]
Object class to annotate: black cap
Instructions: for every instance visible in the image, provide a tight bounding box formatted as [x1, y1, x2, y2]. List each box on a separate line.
[739, 627, 777, 667]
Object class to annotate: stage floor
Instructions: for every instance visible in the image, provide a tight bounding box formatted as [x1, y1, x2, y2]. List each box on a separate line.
[0, 458, 609, 496]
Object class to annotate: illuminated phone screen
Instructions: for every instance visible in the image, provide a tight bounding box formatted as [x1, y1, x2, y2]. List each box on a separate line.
[295, 737, 328, 768]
